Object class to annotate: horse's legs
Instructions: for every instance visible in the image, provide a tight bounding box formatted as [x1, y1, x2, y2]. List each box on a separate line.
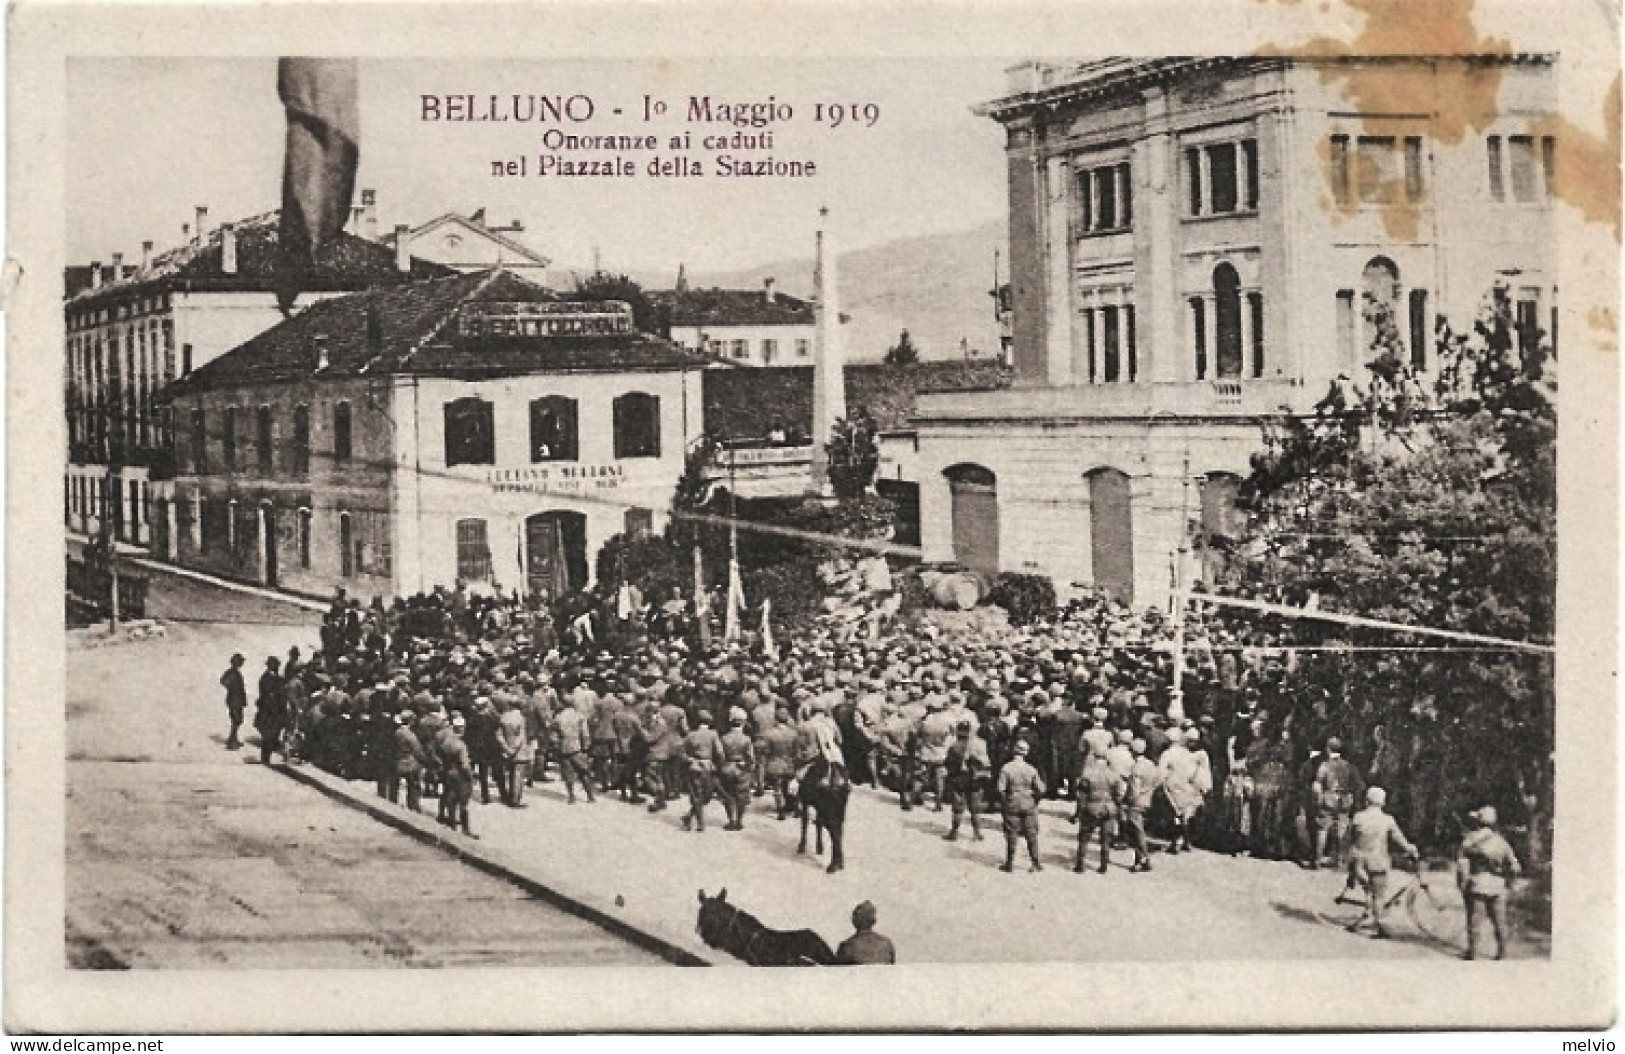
[827, 819, 844, 873]
[797, 799, 809, 854]
[815, 813, 826, 855]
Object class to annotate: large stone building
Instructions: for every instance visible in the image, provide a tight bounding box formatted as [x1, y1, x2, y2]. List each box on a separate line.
[159, 270, 707, 602]
[64, 207, 450, 546]
[915, 55, 1557, 607]
[652, 277, 819, 366]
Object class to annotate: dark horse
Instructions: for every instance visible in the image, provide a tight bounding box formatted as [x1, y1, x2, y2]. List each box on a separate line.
[696, 888, 837, 966]
[795, 758, 850, 873]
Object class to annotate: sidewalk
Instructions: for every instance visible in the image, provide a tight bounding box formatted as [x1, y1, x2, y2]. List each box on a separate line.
[274, 761, 1516, 964]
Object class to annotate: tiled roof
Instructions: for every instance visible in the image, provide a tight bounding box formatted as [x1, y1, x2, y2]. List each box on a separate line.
[66, 211, 453, 307]
[648, 287, 815, 327]
[702, 360, 1011, 439]
[166, 269, 709, 395]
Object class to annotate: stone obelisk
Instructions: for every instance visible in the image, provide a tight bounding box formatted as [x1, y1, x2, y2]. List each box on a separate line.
[808, 206, 846, 497]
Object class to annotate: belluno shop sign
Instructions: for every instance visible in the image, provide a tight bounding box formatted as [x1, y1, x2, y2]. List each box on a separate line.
[486, 465, 625, 494]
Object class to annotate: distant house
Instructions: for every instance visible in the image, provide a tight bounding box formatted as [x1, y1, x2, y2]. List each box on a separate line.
[391, 207, 553, 280]
[650, 278, 820, 366]
[65, 207, 451, 548]
[158, 269, 707, 602]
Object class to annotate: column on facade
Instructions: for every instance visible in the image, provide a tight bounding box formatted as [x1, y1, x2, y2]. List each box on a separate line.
[1239, 285, 1255, 377]
[1136, 88, 1181, 384]
[1045, 156, 1077, 388]
[166, 497, 179, 561]
[1201, 294, 1219, 380]
[1197, 146, 1212, 215]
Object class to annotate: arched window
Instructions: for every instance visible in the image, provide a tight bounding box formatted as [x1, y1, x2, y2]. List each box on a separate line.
[530, 395, 579, 462]
[1361, 256, 1401, 358]
[444, 396, 495, 466]
[613, 391, 661, 459]
[1086, 467, 1134, 604]
[1213, 263, 1243, 378]
[944, 464, 998, 577]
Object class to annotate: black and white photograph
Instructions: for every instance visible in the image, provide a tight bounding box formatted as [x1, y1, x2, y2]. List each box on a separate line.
[8, 0, 1619, 1036]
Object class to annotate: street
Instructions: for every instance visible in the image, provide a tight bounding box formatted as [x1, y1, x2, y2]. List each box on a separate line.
[65, 566, 1548, 967]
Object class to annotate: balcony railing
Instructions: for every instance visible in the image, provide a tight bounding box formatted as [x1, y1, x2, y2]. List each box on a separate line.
[914, 377, 1306, 422]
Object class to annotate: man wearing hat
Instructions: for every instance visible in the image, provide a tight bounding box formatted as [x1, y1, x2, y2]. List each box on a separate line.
[254, 656, 288, 766]
[1122, 736, 1159, 872]
[553, 697, 596, 804]
[389, 710, 430, 813]
[718, 709, 756, 830]
[495, 696, 532, 807]
[917, 697, 955, 811]
[836, 901, 896, 965]
[1311, 737, 1363, 869]
[1456, 806, 1522, 960]
[437, 714, 477, 838]
[996, 740, 1046, 872]
[680, 711, 726, 832]
[1073, 738, 1124, 874]
[220, 653, 248, 750]
[1340, 786, 1417, 939]
[943, 719, 990, 842]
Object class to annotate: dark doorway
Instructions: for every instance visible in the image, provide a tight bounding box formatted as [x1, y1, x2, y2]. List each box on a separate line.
[526, 511, 588, 601]
[876, 479, 921, 550]
[944, 464, 998, 579]
[1087, 467, 1134, 604]
[261, 503, 279, 588]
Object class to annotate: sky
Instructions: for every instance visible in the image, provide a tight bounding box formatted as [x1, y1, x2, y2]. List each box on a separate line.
[66, 57, 1011, 277]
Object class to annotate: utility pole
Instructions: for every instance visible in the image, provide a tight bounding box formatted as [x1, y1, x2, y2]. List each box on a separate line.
[1167, 451, 1192, 722]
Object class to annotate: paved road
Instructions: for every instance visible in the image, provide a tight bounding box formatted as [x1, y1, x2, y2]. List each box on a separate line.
[65, 571, 662, 969]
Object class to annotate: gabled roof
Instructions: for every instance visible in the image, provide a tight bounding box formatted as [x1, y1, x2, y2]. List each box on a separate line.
[166, 269, 709, 395]
[66, 211, 453, 308]
[648, 287, 816, 328]
[702, 360, 1011, 439]
[404, 212, 552, 268]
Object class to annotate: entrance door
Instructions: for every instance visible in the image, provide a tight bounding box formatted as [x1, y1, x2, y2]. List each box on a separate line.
[1088, 467, 1134, 604]
[526, 511, 588, 601]
[261, 503, 279, 588]
[944, 464, 998, 578]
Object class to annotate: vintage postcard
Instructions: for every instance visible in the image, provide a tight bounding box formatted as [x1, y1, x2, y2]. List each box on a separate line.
[6, 0, 1619, 1035]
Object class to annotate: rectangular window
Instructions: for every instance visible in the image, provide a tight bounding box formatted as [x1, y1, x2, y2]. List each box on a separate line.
[1486, 135, 1505, 201]
[1509, 135, 1538, 203]
[456, 518, 492, 582]
[1102, 305, 1121, 383]
[613, 392, 662, 459]
[1125, 304, 1137, 382]
[1248, 293, 1265, 378]
[1208, 142, 1238, 213]
[190, 408, 207, 471]
[761, 339, 778, 364]
[297, 509, 312, 569]
[1191, 297, 1207, 380]
[1408, 289, 1430, 371]
[222, 407, 238, 471]
[625, 507, 654, 538]
[1078, 162, 1133, 234]
[730, 339, 748, 360]
[1077, 169, 1094, 231]
[1096, 169, 1118, 230]
[1403, 136, 1426, 201]
[1242, 139, 1259, 209]
[530, 396, 579, 462]
[444, 397, 496, 466]
[796, 339, 811, 358]
[1185, 146, 1203, 215]
[291, 405, 311, 476]
[256, 406, 273, 473]
[339, 513, 354, 577]
[1541, 136, 1557, 194]
[1330, 134, 1351, 206]
[333, 402, 352, 462]
[1516, 292, 1541, 360]
[1081, 308, 1097, 383]
[1119, 162, 1133, 227]
[1336, 289, 1356, 368]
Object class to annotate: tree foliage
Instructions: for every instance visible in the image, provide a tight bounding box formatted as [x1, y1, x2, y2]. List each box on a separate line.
[825, 409, 882, 500]
[573, 271, 669, 337]
[883, 328, 920, 366]
[1221, 284, 1556, 865]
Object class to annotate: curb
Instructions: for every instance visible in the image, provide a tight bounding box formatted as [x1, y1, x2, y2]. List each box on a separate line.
[274, 761, 714, 967]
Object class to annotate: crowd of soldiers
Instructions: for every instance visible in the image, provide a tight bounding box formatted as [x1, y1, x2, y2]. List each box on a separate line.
[225, 576, 1524, 955]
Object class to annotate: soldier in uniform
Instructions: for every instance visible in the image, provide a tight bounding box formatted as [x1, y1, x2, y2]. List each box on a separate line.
[680, 711, 725, 832]
[1122, 737, 1159, 872]
[495, 697, 532, 807]
[760, 704, 801, 820]
[612, 696, 647, 804]
[220, 653, 248, 750]
[996, 740, 1046, 873]
[254, 656, 287, 765]
[876, 701, 917, 811]
[437, 714, 477, 838]
[1312, 737, 1364, 869]
[553, 699, 596, 804]
[1073, 739, 1124, 874]
[942, 719, 989, 842]
[718, 709, 756, 831]
[389, 710, 429, 813]
[1341, 786, 1417, 939]
[916, 697, 955, 811]
[835, 901, 896, 965]
[1457, 805, 1522, 960]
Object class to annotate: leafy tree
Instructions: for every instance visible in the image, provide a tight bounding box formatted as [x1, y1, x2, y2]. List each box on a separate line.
[1222, 283, 1555, 866]
[825, 409, 882, 500]
[884, 328, 920, 366]
[573, 271, 669, 336]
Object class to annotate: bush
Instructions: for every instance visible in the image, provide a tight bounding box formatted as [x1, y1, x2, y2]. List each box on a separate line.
[986, 572, 1057, 626]
[594, 532, 686, 601]
[743, 560, 825, 635]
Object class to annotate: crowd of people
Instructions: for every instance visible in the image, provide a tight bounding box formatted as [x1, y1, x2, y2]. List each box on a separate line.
[223, 570, 1524, 958]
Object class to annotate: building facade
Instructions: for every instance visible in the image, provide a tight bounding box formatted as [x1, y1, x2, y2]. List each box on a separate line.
[65, 208, 450, 547]
[160, 270, 706, 603]
[916, 56, 1557, 607]
[652, 279, 818, 366]
[390, 206, 553, 281]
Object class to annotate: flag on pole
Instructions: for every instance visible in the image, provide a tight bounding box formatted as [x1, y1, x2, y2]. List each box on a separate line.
[276, 58, 360, 315]
[617, 579, 635, 620]
[760, 597, 778, 661]
[724, 556, 745, 642]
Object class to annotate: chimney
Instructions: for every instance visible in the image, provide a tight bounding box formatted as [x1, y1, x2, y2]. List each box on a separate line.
[314, 334, 330, 371]
[362, 188, 378, 241]
[221, 223, 238, 275]
[764, 276, 777, 304]
[181, 223, 191, 244]
[89, 261, 103, 290]
[194, 206, 209, 243]
[141, 241, 153, 271]
[394, 224, 411, 272]
[110, 253, 124, 281]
